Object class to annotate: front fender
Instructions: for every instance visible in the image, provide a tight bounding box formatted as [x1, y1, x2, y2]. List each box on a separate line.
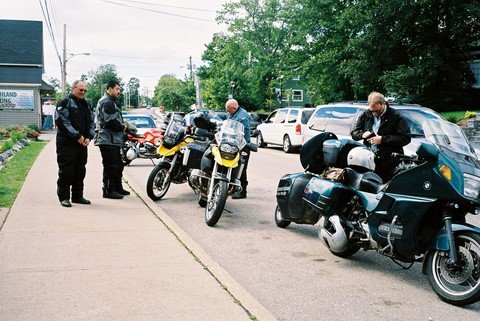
[428, 223, 480, 251]
[422, 223, 480, 275]
[212, 146, 240, 168]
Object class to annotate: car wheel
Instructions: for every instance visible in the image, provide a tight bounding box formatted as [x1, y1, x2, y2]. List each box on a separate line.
[257, 132, 267, 148]
[283, 135, 292, 153]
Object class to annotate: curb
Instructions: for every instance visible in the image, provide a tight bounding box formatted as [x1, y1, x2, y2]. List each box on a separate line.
[123, 173, 279, 321]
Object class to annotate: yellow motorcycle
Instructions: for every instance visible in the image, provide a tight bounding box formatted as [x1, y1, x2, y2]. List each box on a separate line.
[146, 114, 211, 201]
[189, 119, 257, 226]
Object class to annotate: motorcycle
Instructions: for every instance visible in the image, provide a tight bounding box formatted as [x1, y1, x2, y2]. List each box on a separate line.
[146, 114, 213, 201]
[275, 119, 480, 306]
[122, 128, 164, 165]
[189, 119, 258, 227]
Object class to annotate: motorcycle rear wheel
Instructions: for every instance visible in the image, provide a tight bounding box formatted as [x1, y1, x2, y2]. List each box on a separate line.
[274, 205, 291, 228]
[146, 162, 172, 201]
[425, 231, 480, 306]
[205, 180, 228, 227]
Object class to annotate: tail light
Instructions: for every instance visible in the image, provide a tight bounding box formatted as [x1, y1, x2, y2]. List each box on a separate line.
[295, 124, 301, 135]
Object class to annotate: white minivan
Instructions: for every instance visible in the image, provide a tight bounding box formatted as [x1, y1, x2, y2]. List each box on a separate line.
[256, 107, 314, 153]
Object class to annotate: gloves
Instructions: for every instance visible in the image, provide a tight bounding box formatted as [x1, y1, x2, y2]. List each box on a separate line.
[124, 120, 138, 133]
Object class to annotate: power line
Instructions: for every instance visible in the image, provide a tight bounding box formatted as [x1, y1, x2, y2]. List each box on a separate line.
[113, 0, 217, 13]
[100, 0, 215, 22]
[38, 0, 61, 66]
[91, 53, 185, 60]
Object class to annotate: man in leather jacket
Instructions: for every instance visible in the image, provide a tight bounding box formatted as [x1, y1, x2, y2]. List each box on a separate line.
[351, 92, 411, 181]
[94, 80, 133, 199]
[225, 98, 251, 199]
[55, 80, 95, 207]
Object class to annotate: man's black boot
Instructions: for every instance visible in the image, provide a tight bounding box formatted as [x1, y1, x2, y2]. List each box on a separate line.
[232, 192, 247, 199]
[72, 197, 92, 204]
[103, 189, 124, 199]
[116, 187, 130, 196]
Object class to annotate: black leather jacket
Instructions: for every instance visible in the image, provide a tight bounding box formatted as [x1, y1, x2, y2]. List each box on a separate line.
[351, 105, 411, 159]
[55, 94, 95, 144]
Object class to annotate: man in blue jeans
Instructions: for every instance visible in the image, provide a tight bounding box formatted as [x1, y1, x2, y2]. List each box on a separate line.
[225, 99, 251, 199]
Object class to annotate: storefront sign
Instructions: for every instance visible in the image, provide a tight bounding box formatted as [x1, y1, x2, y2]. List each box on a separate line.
[0, 90, 35, 110]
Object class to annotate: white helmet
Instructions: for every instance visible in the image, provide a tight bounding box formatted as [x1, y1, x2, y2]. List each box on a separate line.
[125, 148, 137, 161]
[347, 147, 375, 171]
[318, 216, 349, 253]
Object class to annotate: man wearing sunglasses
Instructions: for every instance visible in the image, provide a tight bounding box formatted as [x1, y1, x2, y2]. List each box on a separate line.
[351, 91, 411, 181]
[55, 80, 95, 207]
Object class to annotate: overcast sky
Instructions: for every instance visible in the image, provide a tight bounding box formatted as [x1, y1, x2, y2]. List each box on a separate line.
[1, 0, 227, 95]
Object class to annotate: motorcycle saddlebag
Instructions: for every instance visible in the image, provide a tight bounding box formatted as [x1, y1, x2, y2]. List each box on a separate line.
[183, 141, 209, 169]
[302, 176, 352, 217]
[277, 172, 319, 224]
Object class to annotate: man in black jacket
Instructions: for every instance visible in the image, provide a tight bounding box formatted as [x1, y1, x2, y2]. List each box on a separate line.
[55, 80, 95, 207]
[351, 92, 411, 181]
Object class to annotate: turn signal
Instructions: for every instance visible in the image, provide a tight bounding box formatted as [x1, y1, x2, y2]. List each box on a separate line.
[439, 165, 452, 181]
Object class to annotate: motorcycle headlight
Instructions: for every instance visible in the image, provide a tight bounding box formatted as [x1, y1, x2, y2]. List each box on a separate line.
[154, 138, 162, 146]
[219, 143, 238, 160]
[463, 173, 480, 199]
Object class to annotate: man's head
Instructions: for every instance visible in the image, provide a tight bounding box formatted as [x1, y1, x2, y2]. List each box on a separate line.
[225, 99, 239, 115]
[367, 92, 386, 117]
[71, 80, 87, 99]
[106, 80, 121, 98]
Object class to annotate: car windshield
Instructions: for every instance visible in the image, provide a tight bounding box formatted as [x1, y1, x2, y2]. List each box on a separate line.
[124, 116, 156, 128]
[423, 119, 477, 159]
[398, 108, 441, 137]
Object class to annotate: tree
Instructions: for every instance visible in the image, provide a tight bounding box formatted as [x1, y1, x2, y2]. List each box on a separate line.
[84, 64, 121, 108]
[126, 77, 140, 108]
[200, 0, 292, 111]
[152, 74, 195, 112]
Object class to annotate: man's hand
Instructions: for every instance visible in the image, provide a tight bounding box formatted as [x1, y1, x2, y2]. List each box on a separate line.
[77, 135, 85, 145]
[368, 135, 382, 146]
[83, 138, 90, 146]
[124, 120, 138, 133]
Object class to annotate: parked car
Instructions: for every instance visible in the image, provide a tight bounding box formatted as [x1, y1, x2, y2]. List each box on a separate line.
[303, 102, 458, 155]
[249, 112, 262, 137]
[122, 114, 158, 135]
[256, 107, 315, 153]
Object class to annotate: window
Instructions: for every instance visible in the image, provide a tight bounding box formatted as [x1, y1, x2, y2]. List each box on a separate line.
[471, 60, 480, 88]
[324, 107, 360, 136]
[292, 90, 303, 102]
[275, 109, 288, 123]
[301, 109, 314, 124]
[287, 109, 298, 123]
[266, 111, 277, 123]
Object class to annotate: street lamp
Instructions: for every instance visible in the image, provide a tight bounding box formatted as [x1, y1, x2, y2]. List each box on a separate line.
[229, 81, 236, 98]
[278, 75, 284, 108]
[61, 52, 90, 94]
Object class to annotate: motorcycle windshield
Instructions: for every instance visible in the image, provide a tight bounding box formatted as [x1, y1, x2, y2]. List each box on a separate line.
[163, 116, 185, 146]
[215, 119, 246, 150]
[422, 119, 478, 160]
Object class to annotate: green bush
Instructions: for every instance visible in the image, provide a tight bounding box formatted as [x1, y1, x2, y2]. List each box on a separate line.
[1, 140, 14, 152]
[445, 114, 462, 124]
[9, 130, 27, 143]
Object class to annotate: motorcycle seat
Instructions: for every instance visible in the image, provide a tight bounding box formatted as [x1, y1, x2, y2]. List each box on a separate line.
[343, 167, 384, 194]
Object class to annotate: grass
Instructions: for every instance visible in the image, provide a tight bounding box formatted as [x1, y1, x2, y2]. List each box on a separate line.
[440, 110, 479, 123]
[0, 140, 47, 207]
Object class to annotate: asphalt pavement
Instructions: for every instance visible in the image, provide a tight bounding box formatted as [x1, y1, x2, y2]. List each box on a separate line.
[0, 132, 277, 321]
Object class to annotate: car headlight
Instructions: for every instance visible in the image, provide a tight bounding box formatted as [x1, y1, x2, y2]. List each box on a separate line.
[463, 173, 480, 199]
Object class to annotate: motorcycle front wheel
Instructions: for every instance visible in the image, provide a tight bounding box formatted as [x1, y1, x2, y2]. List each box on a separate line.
[205, 180, 228, 227]
[146, 162, 172, 201]
[425, 231, 480, 306]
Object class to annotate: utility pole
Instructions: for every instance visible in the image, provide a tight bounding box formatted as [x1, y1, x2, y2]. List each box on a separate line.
[188, 56, 194, 79]
[61, 24, 67, 94]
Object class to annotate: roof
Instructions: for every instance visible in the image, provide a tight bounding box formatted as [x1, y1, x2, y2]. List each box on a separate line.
[0, 20, 43, 65]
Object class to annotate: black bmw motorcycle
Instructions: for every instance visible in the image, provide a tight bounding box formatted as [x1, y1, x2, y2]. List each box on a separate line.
[275, 119, 480, 306]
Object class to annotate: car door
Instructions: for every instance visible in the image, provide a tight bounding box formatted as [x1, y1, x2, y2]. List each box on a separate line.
[272, 108, 288, 144]
[260, 110, 277, 143]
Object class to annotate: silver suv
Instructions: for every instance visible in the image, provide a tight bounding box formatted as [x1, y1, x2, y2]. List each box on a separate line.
[303, 102, 447, 155]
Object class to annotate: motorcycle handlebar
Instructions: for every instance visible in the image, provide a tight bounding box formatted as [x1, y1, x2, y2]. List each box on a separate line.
[391, 152, 422, 163]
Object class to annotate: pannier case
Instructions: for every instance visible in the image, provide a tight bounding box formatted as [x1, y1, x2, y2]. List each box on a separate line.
[302, 176, 353, 217]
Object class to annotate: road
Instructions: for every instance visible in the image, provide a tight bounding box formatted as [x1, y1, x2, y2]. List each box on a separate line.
[124, 108, 480, 321]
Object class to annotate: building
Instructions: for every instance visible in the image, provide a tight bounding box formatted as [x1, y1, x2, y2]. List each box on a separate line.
[0, 19, 51, 128]
[276, 75, 312, 108]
